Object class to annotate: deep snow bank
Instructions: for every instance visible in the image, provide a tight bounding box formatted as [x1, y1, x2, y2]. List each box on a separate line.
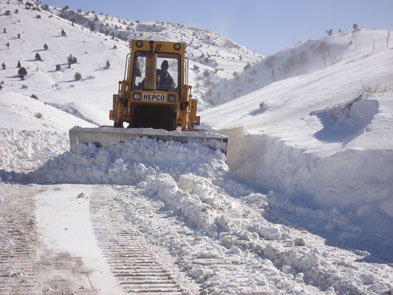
[222, 127, 393, 253]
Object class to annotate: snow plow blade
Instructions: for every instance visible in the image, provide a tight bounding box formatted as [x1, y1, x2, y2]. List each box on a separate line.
[69, 126, 228, 154]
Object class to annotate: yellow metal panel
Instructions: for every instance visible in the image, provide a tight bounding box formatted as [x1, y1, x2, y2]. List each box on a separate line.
[131, 40, 185, 54]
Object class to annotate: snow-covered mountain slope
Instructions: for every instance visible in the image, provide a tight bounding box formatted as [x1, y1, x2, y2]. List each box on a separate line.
[209, 28, 393, 106]
[0, 0, 262, 126]
[0, 91, 94, 132]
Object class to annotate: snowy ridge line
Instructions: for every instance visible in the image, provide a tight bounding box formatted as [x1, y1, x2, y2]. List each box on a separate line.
[222, 128, 393, 259]
[209, 28, 393, 106]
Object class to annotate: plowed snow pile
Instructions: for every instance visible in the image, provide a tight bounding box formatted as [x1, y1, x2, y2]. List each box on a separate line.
[2, 138, 393, 294]
[4, 137, 226, 184]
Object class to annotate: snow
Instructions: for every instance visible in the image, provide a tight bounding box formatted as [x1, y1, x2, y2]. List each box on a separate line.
[35, 185, 124, 294]
[1, 0, 393, 294]
[200, 39, 393, 259]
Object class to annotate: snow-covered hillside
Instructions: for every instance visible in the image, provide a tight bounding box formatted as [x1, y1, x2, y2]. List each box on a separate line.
[0, 0, 262, 126]
[209, 28, 393, 106]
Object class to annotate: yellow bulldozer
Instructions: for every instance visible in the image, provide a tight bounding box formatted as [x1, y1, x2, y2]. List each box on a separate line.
[69, 39, 227, 153]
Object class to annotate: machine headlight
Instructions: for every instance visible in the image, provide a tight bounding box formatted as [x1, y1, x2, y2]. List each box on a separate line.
[174, 43, 181, 50]
[168, 94, 176, 102]
[133, 92, 141, 100]
[135, 40, 143, 48]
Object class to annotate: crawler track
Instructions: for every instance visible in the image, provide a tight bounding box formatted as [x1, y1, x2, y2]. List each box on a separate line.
[0, 186, 38, 295]
[90, 192, 191, 294]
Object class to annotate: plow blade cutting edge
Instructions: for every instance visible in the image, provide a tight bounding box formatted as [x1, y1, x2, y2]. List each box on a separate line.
[69, 126, 228, 154]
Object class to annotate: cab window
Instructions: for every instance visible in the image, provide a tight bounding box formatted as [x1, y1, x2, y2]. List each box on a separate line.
[132, 52, 180, 93]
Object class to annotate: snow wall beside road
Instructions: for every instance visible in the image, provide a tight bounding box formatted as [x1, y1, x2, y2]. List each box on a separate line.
[223, 128, 393, 244]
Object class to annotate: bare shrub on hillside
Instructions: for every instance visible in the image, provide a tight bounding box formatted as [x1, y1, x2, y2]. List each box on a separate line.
[74, 72, 82, 81]
[67, 54, 77, 67]
[355, 82, 393, 97]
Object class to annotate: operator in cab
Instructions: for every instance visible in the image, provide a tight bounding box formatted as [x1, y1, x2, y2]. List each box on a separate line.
[157, 60, 175, 91]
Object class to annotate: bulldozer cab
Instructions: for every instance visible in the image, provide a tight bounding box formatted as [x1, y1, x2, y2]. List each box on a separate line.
[133, 54, 179, 92]
[110, 40, 200, 131]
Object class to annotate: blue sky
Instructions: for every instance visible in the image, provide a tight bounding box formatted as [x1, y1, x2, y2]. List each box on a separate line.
[44, 0, 393, 55]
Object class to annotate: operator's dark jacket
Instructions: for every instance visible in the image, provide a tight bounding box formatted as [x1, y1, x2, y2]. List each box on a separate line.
[157, 69, 175, 91]
[137, 70, 175, 91]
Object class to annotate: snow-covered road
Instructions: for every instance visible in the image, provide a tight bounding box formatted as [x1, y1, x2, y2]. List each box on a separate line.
[1, 138, 393, 294]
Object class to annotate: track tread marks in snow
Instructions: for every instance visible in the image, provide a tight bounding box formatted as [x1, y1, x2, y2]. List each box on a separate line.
[90, 193, 190, 294]
[0, 186, 39, 295]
